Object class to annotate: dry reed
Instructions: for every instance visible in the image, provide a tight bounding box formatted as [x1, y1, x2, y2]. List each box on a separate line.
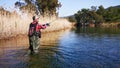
[0, 8, 71, 39]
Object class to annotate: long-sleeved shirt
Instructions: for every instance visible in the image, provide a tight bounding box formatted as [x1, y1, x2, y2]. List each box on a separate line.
[32, 21, 46, 32]
[28, 21, 46, 37]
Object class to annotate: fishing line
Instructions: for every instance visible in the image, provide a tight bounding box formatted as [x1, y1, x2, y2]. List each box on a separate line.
[33, 0, 69, 28]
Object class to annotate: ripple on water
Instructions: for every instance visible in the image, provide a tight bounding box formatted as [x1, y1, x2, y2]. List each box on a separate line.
[0, 29, 120, 68]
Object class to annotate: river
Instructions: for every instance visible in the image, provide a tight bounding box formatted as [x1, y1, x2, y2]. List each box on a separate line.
[0, 28, 120, 68]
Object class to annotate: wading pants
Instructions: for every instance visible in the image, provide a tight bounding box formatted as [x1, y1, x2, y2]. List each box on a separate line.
[29, 35, 40, 53]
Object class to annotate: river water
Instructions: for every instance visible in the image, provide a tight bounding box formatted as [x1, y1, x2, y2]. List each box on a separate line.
[0, 28, 120, 68]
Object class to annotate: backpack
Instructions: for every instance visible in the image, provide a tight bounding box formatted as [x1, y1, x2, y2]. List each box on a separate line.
[28, 23, 38, 37]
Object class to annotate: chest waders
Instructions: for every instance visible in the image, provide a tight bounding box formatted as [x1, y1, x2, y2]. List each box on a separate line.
[28, 23, 41, 53]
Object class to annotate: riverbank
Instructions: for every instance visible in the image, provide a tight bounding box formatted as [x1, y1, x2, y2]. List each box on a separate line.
[72, 22, 120, 28]
[0, 8, 71, 39]
[0, 27, 70, 39]
[101, 22, 120, 28]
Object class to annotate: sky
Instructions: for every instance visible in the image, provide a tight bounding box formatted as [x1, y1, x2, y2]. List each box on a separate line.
[0, 0, 19, 10]
[58, 0, 120, 17]
[0, 0, 120, 17]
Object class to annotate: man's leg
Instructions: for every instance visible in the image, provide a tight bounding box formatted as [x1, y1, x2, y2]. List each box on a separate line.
[29, 36, 36, 53]
[29, 37, 33, 52]
[34, 36, 40, 53]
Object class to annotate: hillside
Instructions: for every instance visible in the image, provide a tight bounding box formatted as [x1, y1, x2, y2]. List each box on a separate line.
[62, 5, 120, 19]
[113, 5, 120, 8]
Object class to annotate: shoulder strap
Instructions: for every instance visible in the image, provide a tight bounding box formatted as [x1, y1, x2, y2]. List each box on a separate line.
[30, 22, 38, 31]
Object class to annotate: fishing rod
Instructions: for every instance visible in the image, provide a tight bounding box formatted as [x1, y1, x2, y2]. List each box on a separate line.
[33, 1, 54, 26]
[33, 1, 66, 26]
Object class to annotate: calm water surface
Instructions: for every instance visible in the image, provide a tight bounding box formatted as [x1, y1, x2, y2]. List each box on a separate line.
[0, 28, 120, 68]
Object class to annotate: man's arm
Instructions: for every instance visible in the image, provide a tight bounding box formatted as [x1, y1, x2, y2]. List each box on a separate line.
[37, 24, 46, 29]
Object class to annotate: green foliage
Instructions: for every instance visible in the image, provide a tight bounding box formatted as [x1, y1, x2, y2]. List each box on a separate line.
[75, 8, 104, 27]
[68, 16, 76, 22]
[37, 0, 61, 16]
[75, 5, 120, 27]
[105, 7, 120, 22]
[15, 0, 61, 16]
[75, 9, 90, 23]
[96, 5, 106, 16]
[96, 5, 120, 22]
[36, 0, 61, 16]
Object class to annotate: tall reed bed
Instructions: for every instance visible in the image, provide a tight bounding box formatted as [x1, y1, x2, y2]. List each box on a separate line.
[0, 8, 71, 39]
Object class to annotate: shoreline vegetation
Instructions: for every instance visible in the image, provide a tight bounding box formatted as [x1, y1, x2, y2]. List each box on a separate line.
[101, 22, 120, 28]
[0, 7, 120, 39]
[0, 7, 71, 39]
[68, 5, 120, 28]
[0, 3, 120, 39]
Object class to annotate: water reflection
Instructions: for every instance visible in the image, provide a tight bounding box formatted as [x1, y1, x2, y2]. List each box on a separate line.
[0, 28, 120, 68]
[0, 30, 66, 68]
[58, 28, 120, 68]
[74, 27, 120, 34]
[0, 30, 66, 49]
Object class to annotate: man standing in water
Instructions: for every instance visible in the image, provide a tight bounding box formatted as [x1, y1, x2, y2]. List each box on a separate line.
[28, 16, 49, 54]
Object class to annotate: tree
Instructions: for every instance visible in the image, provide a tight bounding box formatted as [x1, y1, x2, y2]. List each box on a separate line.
[36, 0, 61, 16]
[15, 0, 61, 16]
[75, 5, 120, 27]
[68, 16, 76, 22]
[105, 7, 120, 22]
[75, 8, 104, 27]
[96, 5, 106, 16]
[96, 5, 120, 22]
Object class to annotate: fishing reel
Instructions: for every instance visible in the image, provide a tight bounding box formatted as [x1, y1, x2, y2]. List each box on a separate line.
[46, 23, 50, 26]
[42, 23, 50, 26]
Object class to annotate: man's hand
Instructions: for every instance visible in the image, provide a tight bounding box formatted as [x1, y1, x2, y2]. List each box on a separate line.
[46, 23, 50, 26]
[42, 24, 46, 26]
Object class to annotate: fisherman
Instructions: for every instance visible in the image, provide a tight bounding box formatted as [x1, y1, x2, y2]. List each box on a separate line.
[28, 16, 49, 54]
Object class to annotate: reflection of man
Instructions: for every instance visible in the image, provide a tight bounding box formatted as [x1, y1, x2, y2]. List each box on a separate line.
[28, 16, 49, 54]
